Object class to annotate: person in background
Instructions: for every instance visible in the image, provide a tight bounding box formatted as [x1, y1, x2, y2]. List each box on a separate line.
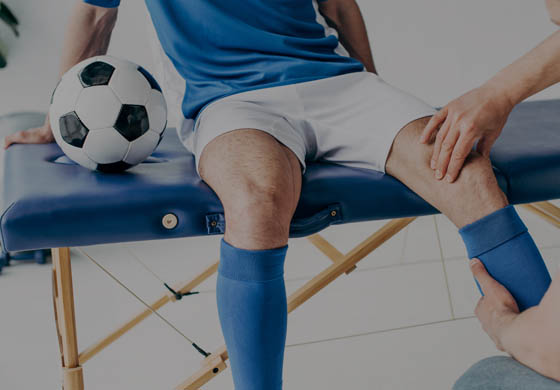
[435, 1, 560, 388]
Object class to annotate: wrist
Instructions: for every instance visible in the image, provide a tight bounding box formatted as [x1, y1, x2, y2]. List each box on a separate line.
[39, 124, 54, 141]
[480, 78, 517, 114]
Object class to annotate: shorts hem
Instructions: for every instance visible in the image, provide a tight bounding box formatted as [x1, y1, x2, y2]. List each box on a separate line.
[378, 110, 436, 173]
[192, 118, 307, 177]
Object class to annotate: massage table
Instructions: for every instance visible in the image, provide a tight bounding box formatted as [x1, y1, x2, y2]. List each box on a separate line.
[1, 100, 559, 389]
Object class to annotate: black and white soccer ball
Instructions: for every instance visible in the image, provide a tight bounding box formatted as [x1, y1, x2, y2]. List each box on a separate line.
[49, 55, 167, 172]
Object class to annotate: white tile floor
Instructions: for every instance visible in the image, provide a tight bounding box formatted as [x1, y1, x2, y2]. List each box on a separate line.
[0, 204, 558, 390]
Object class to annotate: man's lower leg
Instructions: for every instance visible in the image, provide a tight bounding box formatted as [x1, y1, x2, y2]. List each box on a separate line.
[217, 238, 288, 390]
[387, 118, 551, 310]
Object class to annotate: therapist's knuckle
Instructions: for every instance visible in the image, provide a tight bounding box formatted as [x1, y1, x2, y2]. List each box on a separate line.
[441, 141, 454, 151]
[460, 121, 475, 134]
[450, 154, 465, 163]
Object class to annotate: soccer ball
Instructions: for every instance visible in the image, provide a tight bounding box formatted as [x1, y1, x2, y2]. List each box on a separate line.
[49, 55, 167, 172]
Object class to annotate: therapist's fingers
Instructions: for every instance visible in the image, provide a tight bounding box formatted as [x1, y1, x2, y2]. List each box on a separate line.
[431, 118, 451, 173]
[442, 133, 475, 183]
[434, 128, 460, 180]
[420, 107, 447, 144]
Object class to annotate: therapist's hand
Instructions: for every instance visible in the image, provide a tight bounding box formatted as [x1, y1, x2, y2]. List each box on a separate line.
[4, 114, 54, 149]
[470, 258, 520, 351]
[419, 85, 514, 183]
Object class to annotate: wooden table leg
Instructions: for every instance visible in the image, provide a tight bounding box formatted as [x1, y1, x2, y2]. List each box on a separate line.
[52, 248, 84, 390]
[522, 202, 560, 228]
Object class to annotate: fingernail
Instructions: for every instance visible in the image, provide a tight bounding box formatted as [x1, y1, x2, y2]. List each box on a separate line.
[430, 160, 436, 169]
[470, 258, 480, 267]
[445, 174, 452, 183]
[435, 170, 442, 179]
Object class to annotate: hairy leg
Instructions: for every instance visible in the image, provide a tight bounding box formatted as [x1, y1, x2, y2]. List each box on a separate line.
[199, 128, 302, 249]
[386, 117, 508, 228]
[386, 117, 551, 310]
[198, 128, 302, 390]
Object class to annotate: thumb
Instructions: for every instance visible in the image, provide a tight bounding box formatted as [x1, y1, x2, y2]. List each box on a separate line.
[470, 258, 501, 296]
[476, 133, 499, 158]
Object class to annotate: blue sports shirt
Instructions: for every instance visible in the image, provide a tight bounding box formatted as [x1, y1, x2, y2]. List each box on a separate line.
[83, 0, 365, 122]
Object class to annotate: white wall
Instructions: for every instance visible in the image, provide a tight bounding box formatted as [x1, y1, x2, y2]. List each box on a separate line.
[0, 0, 156, 118]
[0, 0, 559, 123]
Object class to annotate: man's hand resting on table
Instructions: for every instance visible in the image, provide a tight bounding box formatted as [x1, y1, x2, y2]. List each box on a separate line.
[4, 2, 119, 150]
[470, 258, 560, 382]
[3, 114, 54, 149]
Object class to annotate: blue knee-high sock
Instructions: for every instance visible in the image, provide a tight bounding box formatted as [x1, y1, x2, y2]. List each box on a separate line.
[459, 205, 551, 311]
[217, 238, 288, 390]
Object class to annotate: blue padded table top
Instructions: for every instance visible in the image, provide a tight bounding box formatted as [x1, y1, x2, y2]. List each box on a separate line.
[1, 100, 559, 252]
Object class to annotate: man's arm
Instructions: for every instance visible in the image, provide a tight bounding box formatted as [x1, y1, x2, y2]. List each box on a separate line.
[471, 259, 560, 382]
[318, 0, 376, 74]
[4, 2, 118, 148]
[420, 1, 560, 183]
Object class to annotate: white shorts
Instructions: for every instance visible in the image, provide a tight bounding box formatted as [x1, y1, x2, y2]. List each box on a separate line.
[181, 71, 436, 175]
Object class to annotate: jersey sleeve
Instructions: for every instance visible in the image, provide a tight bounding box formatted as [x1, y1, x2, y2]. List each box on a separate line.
[83, 0, 121, 8]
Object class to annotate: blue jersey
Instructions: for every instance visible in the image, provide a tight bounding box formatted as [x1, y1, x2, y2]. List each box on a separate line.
[84, 0, 365, 122]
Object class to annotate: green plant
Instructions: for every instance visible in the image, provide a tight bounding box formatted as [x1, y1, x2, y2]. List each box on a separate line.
[0, 2, 18, 69]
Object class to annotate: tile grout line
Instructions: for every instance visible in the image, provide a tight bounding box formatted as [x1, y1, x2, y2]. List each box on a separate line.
[194, 257, 463, 294]
[76, 243, 560, 296]
[433, 215, 456, 320]
[286, 315, 476, 349]
[399, 224, 410, 264]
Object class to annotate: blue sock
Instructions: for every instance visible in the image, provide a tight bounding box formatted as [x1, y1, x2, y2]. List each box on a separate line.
[217, 238, 288, 390]
[459, 205, 551, 311]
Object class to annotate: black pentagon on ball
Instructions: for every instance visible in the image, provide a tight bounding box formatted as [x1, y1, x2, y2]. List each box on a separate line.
[79, 61, 115, 87]
[114, 104, 150, 141]
[97, 161, 133, 173]
[59, 112, 89, 148]
[137, 66, 162, 92]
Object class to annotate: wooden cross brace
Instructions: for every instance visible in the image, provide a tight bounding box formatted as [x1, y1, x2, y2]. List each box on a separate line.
[49, 201, 560, 390]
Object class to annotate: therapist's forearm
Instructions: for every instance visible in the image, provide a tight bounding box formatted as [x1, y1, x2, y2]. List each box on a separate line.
[485, 30, 560, 106]
[58, 3, 117, 78]
[500, 272, 560, 382]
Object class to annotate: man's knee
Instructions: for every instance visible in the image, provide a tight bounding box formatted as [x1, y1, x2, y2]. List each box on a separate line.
[197, 128, 302, 248]
[223, 180, 296, 249]
[227, 177, 296, 222]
